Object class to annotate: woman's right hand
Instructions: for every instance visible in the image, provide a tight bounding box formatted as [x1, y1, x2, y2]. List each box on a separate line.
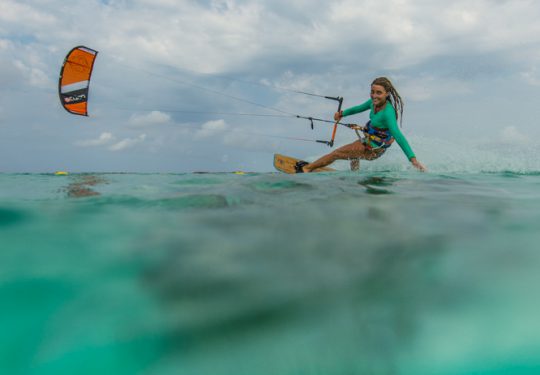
[410, 158, 427, 172]
[334, 111, 343, 122]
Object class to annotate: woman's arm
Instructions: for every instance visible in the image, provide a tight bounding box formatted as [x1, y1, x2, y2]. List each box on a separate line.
[334, 99, 372, 121]
[342, 99, 372, 117]
[386, 109, 427, 171]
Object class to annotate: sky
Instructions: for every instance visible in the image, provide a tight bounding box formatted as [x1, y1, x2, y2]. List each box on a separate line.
[2, 0, 540, 172]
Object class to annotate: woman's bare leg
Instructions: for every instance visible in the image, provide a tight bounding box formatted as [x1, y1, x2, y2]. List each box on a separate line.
[303, 141, 370, 172]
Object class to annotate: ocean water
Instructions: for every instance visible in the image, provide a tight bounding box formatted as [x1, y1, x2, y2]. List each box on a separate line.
[1, 168, 540, 374]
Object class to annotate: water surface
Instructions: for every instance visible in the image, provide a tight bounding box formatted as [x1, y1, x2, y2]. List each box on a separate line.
[1, 171, 540, 374]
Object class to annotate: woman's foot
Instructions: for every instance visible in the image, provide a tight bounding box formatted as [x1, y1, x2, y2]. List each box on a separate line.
[294, 160, 309, 173]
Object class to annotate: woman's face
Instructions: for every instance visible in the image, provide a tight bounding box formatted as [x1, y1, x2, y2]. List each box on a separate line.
[370, 84, 388, 107]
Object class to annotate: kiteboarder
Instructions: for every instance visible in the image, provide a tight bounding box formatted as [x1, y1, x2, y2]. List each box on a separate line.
[297, 77, 426, 172]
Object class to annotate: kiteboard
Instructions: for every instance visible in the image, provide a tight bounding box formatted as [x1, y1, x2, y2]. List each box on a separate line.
[273, 154, 336, 174]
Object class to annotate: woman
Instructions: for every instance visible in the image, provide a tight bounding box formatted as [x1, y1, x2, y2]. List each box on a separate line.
[297, 77, 426, 172]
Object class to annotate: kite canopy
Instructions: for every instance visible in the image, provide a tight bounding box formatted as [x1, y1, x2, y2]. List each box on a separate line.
[58, 46, 98, 116]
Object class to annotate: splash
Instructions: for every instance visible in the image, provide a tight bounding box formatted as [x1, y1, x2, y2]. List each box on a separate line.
[326, 134, 540, 175]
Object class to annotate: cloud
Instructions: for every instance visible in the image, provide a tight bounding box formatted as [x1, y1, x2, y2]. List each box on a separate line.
[521, 67, 540, 87]
[109, 134, 147, 151]
[13, 60, 50, 87]
[499, 126, 530, 144]
[128, 111, 171, 127]
[195, 119, 229, 139]
[0, 60, 25, 87]
[398, 75, 472, 102]
[93, 1, 269, 74]
[76, 132, 148, 152]
[3, 1, 540, 172]
[75, 132, 115, 147]
[0, 39, 12, 50]
[222, 127, 281, 152]
[0, 0, 57, 28]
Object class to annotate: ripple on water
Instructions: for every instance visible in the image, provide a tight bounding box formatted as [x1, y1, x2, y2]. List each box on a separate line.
[154, 194, 229, 209]
[249, 179, 313, 192]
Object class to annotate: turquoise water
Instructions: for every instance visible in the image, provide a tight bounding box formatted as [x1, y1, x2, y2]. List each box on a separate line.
[1, 170, 540, 374]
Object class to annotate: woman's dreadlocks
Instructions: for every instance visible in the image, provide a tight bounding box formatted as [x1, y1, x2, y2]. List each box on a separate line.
[372, 77, 404, 127]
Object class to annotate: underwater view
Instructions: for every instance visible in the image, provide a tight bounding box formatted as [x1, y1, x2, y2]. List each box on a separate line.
[2, 163, 540, 374]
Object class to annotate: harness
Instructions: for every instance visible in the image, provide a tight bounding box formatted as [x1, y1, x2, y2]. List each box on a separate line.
[356, 121, 394, 150]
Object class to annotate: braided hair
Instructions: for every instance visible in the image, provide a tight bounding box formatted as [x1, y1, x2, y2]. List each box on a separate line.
[372, 77, 404, 127]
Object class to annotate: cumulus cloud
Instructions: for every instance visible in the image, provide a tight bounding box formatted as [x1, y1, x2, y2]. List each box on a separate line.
[128, 111, 171, 127]
[195, 119, 229, 139]
[0, 0, 57, 27]
[521, 67, 540, 86]
[0, 59, 26, 87]
[3, 0, 540, 171]
[499, 126, 530, 144]
[13, 60, 50, 87]
[109, 134, 147, 151]
[75, 132, 115, 147]
[0, 39, 12, 50]
[193, 120, 278, 152]
[76, 132, 147, 151]
[222, 127, 280, 152]
[95, 1, 269, 74]
[399, 75, 472, 102]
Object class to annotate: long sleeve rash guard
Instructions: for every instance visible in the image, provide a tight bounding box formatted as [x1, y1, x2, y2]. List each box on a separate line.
[342, 99, 415, 160]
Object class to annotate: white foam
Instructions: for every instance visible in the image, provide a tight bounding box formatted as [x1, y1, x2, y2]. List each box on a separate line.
[329, 135, 540, 174]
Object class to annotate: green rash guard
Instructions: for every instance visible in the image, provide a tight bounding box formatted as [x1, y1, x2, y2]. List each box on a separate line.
[342, 99, 416, 160]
